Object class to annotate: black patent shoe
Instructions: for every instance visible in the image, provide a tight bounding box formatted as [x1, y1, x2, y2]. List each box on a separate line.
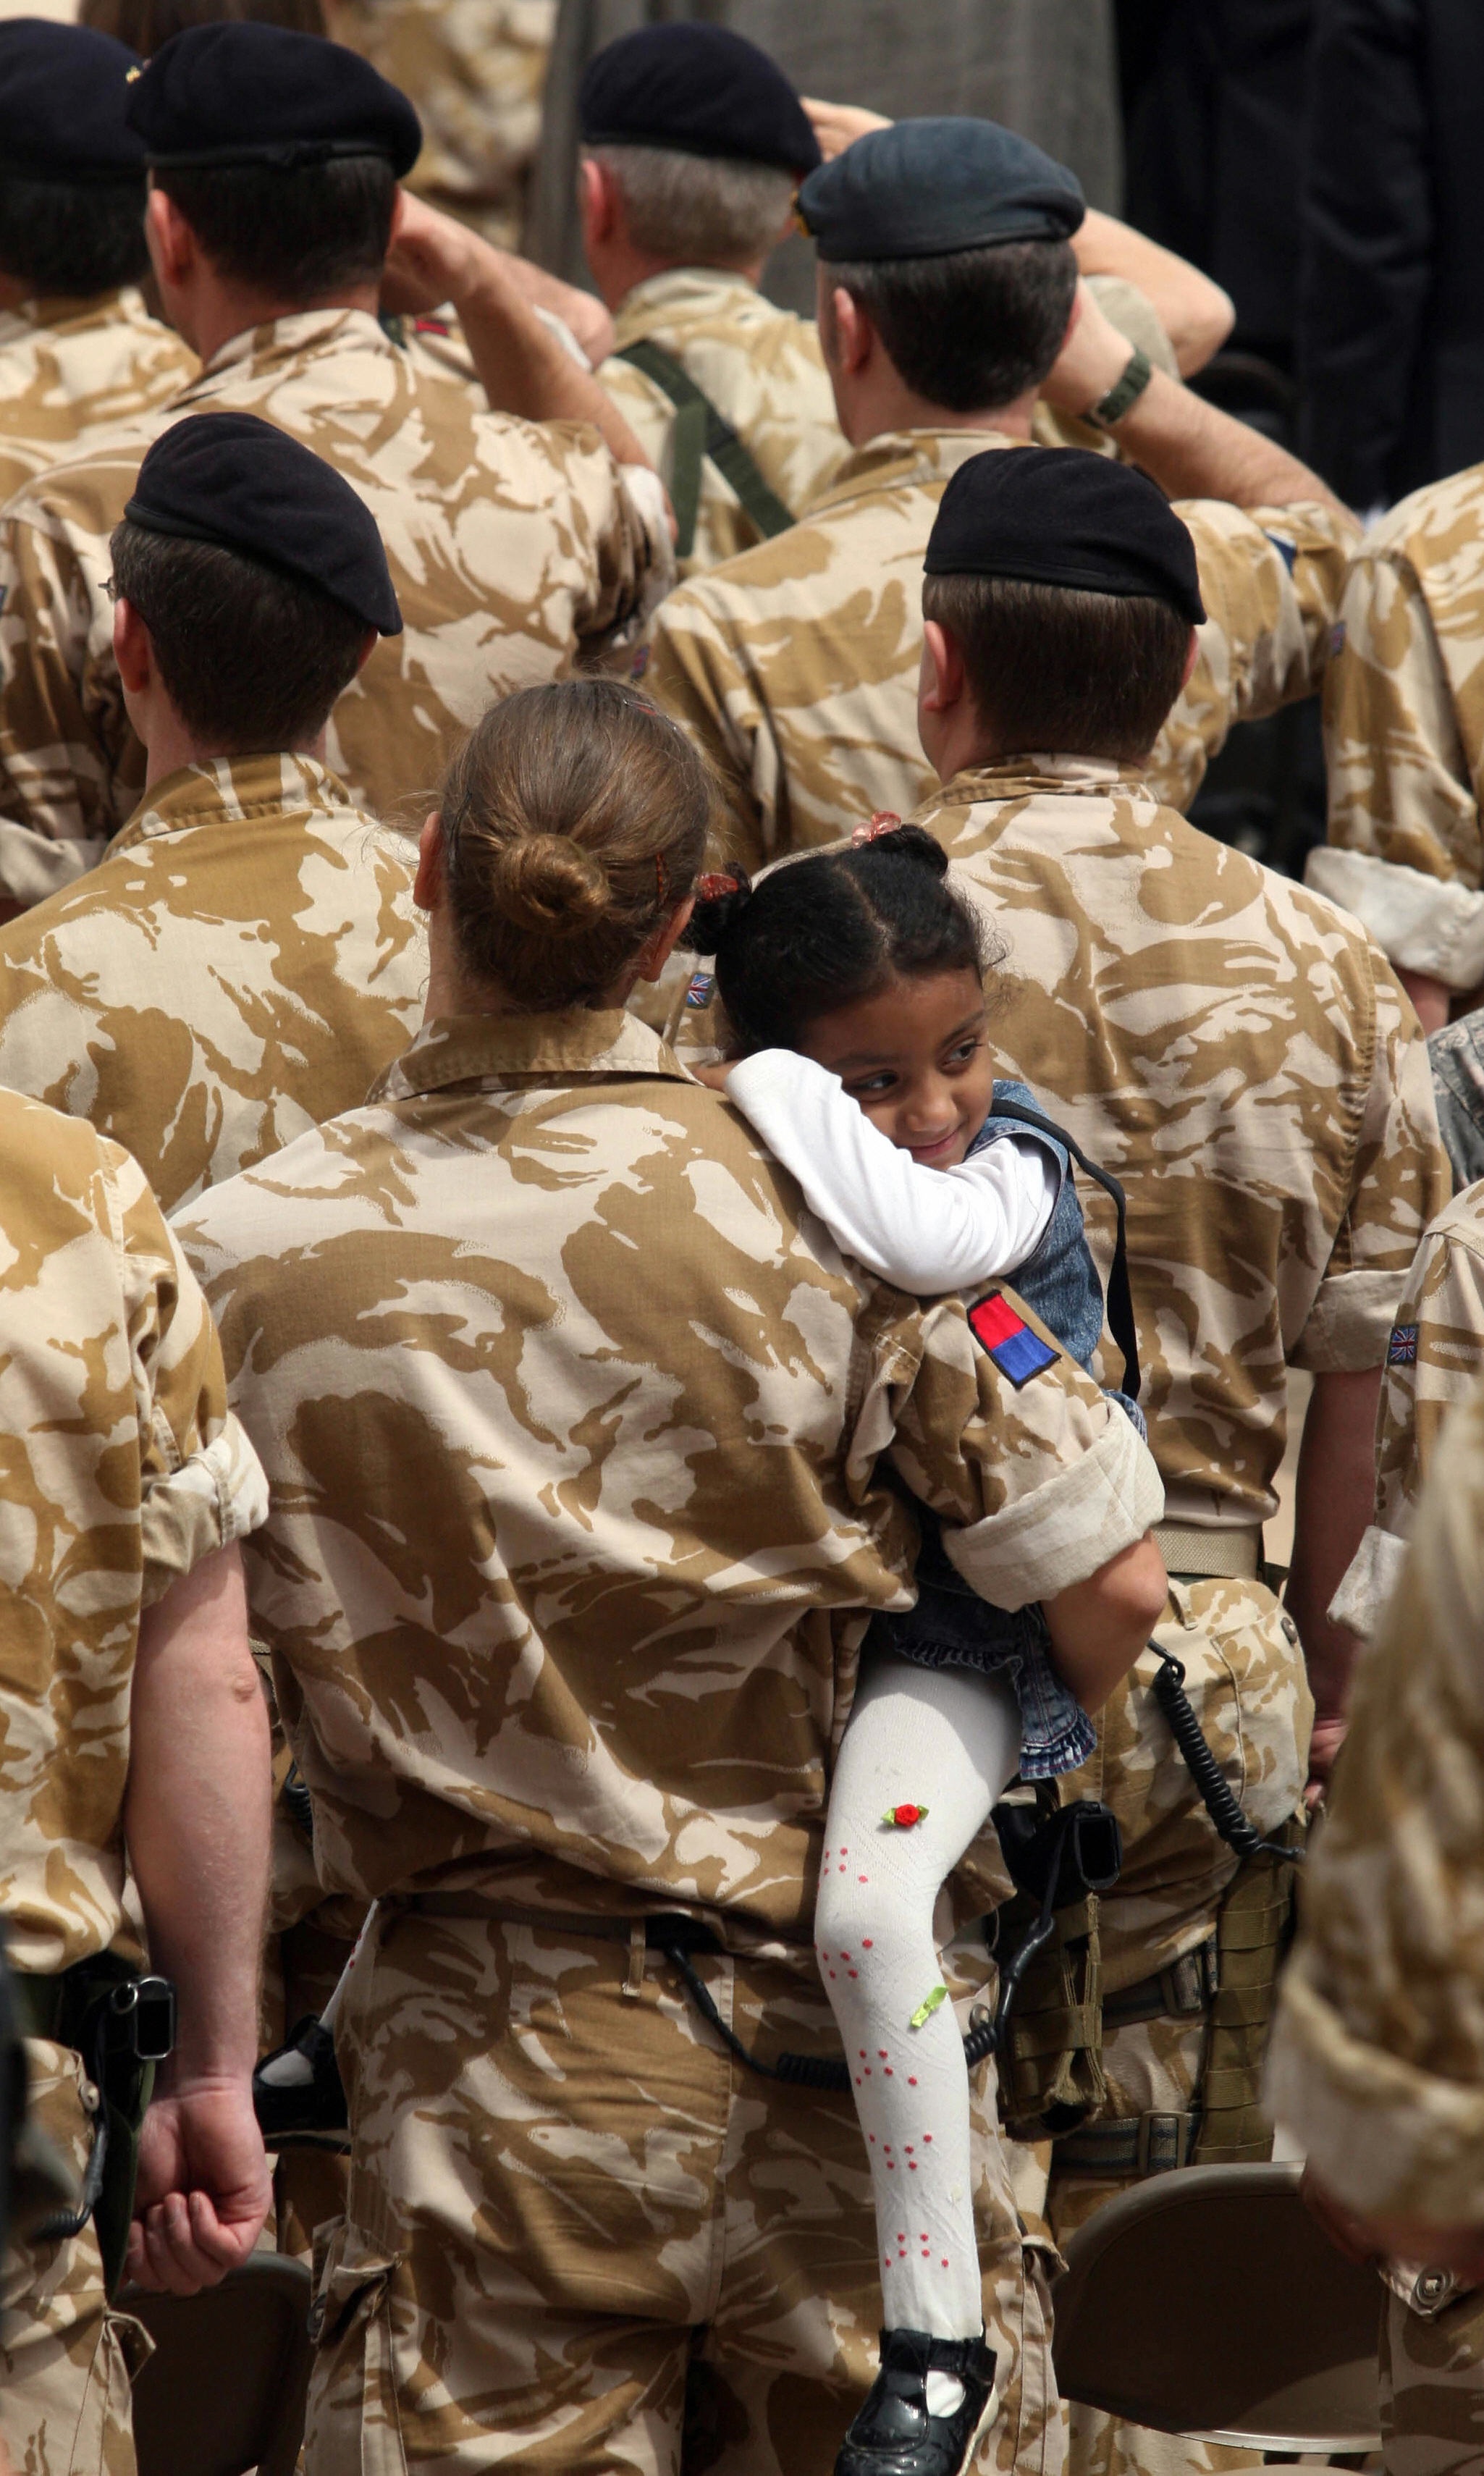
[835, 2328, 998, 2476]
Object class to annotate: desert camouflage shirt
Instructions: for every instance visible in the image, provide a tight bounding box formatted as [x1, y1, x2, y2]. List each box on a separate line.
[0, 305, 664, 908]
[678, 759, 1447, 1528]
[597, 267, 850, 578]
[0, 752, 426, 1213]
[334, 0, 555, 248]
[176, 1008, 1162, 1935]
[1310, 464, 1484, 992]
[0, 1092, 266, 1974]
[641, 436, 1359, 876]
[1268, 1369, 1484, 2226]
[0, 290, 195, 509]
[1332, 1181, 1484, 1639]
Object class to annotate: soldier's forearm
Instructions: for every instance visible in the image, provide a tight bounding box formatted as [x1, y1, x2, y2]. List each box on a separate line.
[1285, 1364, 1386, 1788]
[126, 1543, 270, 2087]
[1116, 370, 1349, 516]
[454, 258, 654, 468]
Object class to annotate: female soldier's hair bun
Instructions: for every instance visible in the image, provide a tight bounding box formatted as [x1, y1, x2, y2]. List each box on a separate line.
[687, 865, 753, 953]
[434, 678, 718, 1013]
[484, 833, 610, 942]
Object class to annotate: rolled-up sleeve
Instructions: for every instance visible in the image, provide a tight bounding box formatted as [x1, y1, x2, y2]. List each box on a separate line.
[1150, 497, 1361, 813]
[110, 1140, 268, 1601]
[1310, 511, 1484, 987]
[867, 1281, 1164, 1611]
[1292, 948, 1450, 1370]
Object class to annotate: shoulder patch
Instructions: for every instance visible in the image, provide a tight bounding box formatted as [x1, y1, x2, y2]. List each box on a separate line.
[1330, 620, 1346, 655]
[968, 1291, 1058, 1386]
[684, 971, 714, 1009]
[630, 644, 651, 681]
[1388, 1323, 1419, 1365]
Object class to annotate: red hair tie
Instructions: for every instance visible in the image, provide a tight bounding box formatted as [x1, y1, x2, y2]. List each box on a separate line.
[655, 852, 669, 906]
[851, 812, 903, 846]
[696, 869, 744, 901]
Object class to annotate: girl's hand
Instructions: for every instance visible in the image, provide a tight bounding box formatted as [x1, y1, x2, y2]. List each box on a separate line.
[687, 1061, 732, 1090]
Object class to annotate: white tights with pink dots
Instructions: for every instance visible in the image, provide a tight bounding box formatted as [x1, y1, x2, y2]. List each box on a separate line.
[816, 1650, 1022, 2343]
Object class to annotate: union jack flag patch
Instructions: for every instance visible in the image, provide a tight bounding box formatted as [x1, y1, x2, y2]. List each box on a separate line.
[967, 1292, 1058, 1386]
[1388, 1323, 1419, 1365]
[684, 972, 714, 1008]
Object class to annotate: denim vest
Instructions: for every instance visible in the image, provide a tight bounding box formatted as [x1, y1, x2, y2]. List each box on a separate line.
[885, 1079, 1138, 1777]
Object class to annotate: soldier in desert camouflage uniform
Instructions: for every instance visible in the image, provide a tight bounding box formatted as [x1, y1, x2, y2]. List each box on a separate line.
[642, 117, 1358, 880]
[574, 33, 1197, 587]
[1269, 1371, 1484, 2430]
[0, 413, 425, 1213]
[0, 21, 196, 510]
[1315, 1174, 1484, 2476]
[0, 22, 670, 914]
[1309, 465, 1484, 1037]
[0, 1091, 272, 2476]
[334, 0, 555, 249]
[176, 675, 1169, 2475]
[675, 447, 1446, 2476]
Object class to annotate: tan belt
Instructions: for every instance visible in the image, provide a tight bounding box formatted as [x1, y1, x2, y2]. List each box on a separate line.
[1153, 1520, 1263, 1582]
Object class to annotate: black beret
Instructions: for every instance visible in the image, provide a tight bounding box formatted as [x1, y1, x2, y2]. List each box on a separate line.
[124, 413, 402, 636]
[125, 24, 421, 178]
[0, 20, 147, 185]
[798, 116, 1084, 262]
[579, 24, 819, 178]
[925, 446, 1206, 627]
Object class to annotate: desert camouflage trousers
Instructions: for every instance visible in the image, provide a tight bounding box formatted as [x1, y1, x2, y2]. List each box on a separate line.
[1381, 2277, 1484, 2476]
[303, 1898, 1063, 2476]
[1016, 1574, 1312, 2476]
[0, 2040, 150, 2476]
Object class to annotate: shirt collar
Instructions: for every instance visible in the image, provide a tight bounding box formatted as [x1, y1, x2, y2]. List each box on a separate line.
[0, 288, 135, 348]
[110, 752, 355, 851]
[195, 305, 390, 387]
[374, 1008, 693, 1101]
[810, 425, 1029, 514]
[613, 266, 761, 342]
[934, 755, 1160, 809]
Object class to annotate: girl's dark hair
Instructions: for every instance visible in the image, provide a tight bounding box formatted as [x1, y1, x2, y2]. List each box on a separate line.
[688, 822, 987, 1054]
[438, 678, 717, 1013]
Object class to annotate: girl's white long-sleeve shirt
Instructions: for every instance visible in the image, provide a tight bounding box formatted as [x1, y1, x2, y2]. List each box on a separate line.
[724, 1049, 1058, 1294]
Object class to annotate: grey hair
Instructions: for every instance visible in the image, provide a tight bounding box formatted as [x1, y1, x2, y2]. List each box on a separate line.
[587, 143, 795, 267]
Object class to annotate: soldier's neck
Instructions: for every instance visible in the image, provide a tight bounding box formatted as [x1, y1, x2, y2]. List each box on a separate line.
[141, 716, 329, 792]
[185, 277, 382, 369]
[846, 379, 1037, 450]
[601, 245, 764, 313]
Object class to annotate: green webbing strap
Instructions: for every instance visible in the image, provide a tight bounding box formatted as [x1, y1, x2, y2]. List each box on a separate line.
[615, 337, 796, 560]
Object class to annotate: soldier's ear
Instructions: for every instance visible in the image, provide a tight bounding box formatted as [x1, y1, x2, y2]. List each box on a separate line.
[145, 186, 195, 293]
[1181, 626, 1200, 687]
[579, 156, 616, 245]
[413, 812, 444, 914]
[113, 597, 153, 699]
[353, 629, 377, 680]
[919, 619, 965, 716]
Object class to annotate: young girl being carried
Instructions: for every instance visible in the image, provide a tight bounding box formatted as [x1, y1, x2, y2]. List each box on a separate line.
[684, 821, 1148, 2476]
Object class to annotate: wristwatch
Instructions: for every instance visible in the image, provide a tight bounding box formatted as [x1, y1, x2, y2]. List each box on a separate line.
[1086, 346, 1155, 429]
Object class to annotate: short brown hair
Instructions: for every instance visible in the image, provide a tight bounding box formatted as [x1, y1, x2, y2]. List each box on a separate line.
[438, 681, 717, 1013]
[111, 515, 367, 751]
[922, 570, 1192, 761]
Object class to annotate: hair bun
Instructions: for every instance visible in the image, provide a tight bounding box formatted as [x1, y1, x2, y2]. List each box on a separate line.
[686, 864, 753, 953]
[489, 832, 610, 941]
[863, 821, 949, 877]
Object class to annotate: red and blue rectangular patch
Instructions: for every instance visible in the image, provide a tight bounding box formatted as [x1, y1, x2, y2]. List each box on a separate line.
[1388, 1323, 1419, 1366]
[967, 1291, 1058, 1386]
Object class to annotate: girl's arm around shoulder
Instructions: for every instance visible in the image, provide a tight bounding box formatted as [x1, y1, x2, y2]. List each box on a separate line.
[724, 1048, 1056, 1292]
